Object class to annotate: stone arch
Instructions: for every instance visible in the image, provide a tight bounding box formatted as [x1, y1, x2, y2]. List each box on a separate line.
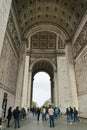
[29, 58, 57, 106]
[24, 24, 69, 41]
[30, 57, 56, 72]
[24, 24, 68, 50]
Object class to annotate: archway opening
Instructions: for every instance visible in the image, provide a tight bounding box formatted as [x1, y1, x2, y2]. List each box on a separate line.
[32, 72, 51, 107]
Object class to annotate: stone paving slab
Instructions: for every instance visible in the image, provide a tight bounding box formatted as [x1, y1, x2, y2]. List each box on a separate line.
[2, 113, 87, 130]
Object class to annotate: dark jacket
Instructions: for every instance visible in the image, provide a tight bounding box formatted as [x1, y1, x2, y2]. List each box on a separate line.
[7, 107, 12, 120]
[13, 107, 20, 119]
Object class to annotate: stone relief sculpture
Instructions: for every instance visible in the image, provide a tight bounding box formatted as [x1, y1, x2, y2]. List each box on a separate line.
[72, 22, 87, 58]
[7, 11, 20, 53]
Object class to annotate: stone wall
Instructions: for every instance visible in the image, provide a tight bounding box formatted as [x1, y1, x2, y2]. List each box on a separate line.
[75, 46, 87, 118]
[0, 32, 19, 113]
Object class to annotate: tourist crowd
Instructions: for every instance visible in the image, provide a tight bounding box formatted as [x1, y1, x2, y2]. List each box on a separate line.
[0, 105, 80, 129]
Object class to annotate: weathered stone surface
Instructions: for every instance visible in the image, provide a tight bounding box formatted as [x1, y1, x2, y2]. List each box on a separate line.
[0, 33, 19, 93]
[57, 56, 73, 112]
[75, 47, 87, 94]
[75, 46, 87, 117]
[0, 0, 12, 56]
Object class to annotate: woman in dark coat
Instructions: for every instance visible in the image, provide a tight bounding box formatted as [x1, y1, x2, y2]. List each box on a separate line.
[7, 107, 12, 127]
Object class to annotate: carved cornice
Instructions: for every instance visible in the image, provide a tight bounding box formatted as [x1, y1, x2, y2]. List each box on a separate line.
[0, 82, 15, 95]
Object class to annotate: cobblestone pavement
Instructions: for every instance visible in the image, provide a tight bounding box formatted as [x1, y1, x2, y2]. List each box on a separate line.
[3, 113, 87, 130]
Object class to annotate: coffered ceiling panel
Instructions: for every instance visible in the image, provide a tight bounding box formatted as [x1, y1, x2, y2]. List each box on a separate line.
[31, 31, 56, 49]
[14, 0, 87, 38]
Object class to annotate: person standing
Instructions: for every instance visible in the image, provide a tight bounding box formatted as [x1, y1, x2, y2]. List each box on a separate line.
[54, 107, 58, 119]
[13, 106, 20, 129]
[42, 106, 46, 121]
[0, 108, 3, 130]
[7, 107, 12, 127]
[48, 105, 54, 128]
[37, 108, 40, 121]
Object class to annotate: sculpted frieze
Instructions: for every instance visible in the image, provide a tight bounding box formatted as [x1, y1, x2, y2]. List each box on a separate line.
[75, 47, 87, 94]
[30, 55, 56, 66]
[7, 11, 20, 55]
[73, 22, 87, 58]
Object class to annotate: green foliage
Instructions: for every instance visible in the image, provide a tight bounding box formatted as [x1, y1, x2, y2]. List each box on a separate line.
[42, 98, 51, 107]
[32, 101, 37, 108]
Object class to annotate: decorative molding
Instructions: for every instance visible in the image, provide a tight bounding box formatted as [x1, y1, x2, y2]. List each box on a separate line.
[31, 31, 65, 50]
[78, 90, 87, 96]
[0, 82, 15, 95]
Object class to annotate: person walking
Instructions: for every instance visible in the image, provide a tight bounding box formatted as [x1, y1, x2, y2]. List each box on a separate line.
[48, 105, 54, 128]
[69, 106, 73, 120]
[7, 107, 12, 127]
[13, 106, 20, 129]
[66, 108, 71, 123]
[73, 107, 80, 122]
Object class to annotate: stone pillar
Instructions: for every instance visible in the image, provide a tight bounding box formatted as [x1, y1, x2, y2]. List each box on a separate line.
[0, 0, 12, 57]
[56, 54, 73, 112]
[30, 78, 33, 107]
[54, 71, 58, 107]
[65, 42, 78, 108]
[51, 80, 54, 103]
[27, 69, 32, 109]
[15, 42, 26, 108]
[21, 55, 30, 109]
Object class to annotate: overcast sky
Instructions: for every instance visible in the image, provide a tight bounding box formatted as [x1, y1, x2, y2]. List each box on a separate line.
[32, 72, 51, 107]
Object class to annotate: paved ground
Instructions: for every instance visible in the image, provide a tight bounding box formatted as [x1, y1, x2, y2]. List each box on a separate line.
[3, 113, 87, 130]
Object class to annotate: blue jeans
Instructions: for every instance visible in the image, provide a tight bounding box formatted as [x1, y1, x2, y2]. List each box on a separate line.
[66, 114, 71, 122]
[14, 118, 20, 128]
[74, 114, 80, 122]
[49, 115, 54, 127]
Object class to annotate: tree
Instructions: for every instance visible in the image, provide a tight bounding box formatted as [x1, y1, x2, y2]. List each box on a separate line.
[32, 101, 37, 108]
[42, 98, 51, 107]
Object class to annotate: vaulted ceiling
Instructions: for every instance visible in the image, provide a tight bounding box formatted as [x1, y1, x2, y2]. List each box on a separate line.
[13, 0, 87, 39]
[10, 0, 87, 78]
